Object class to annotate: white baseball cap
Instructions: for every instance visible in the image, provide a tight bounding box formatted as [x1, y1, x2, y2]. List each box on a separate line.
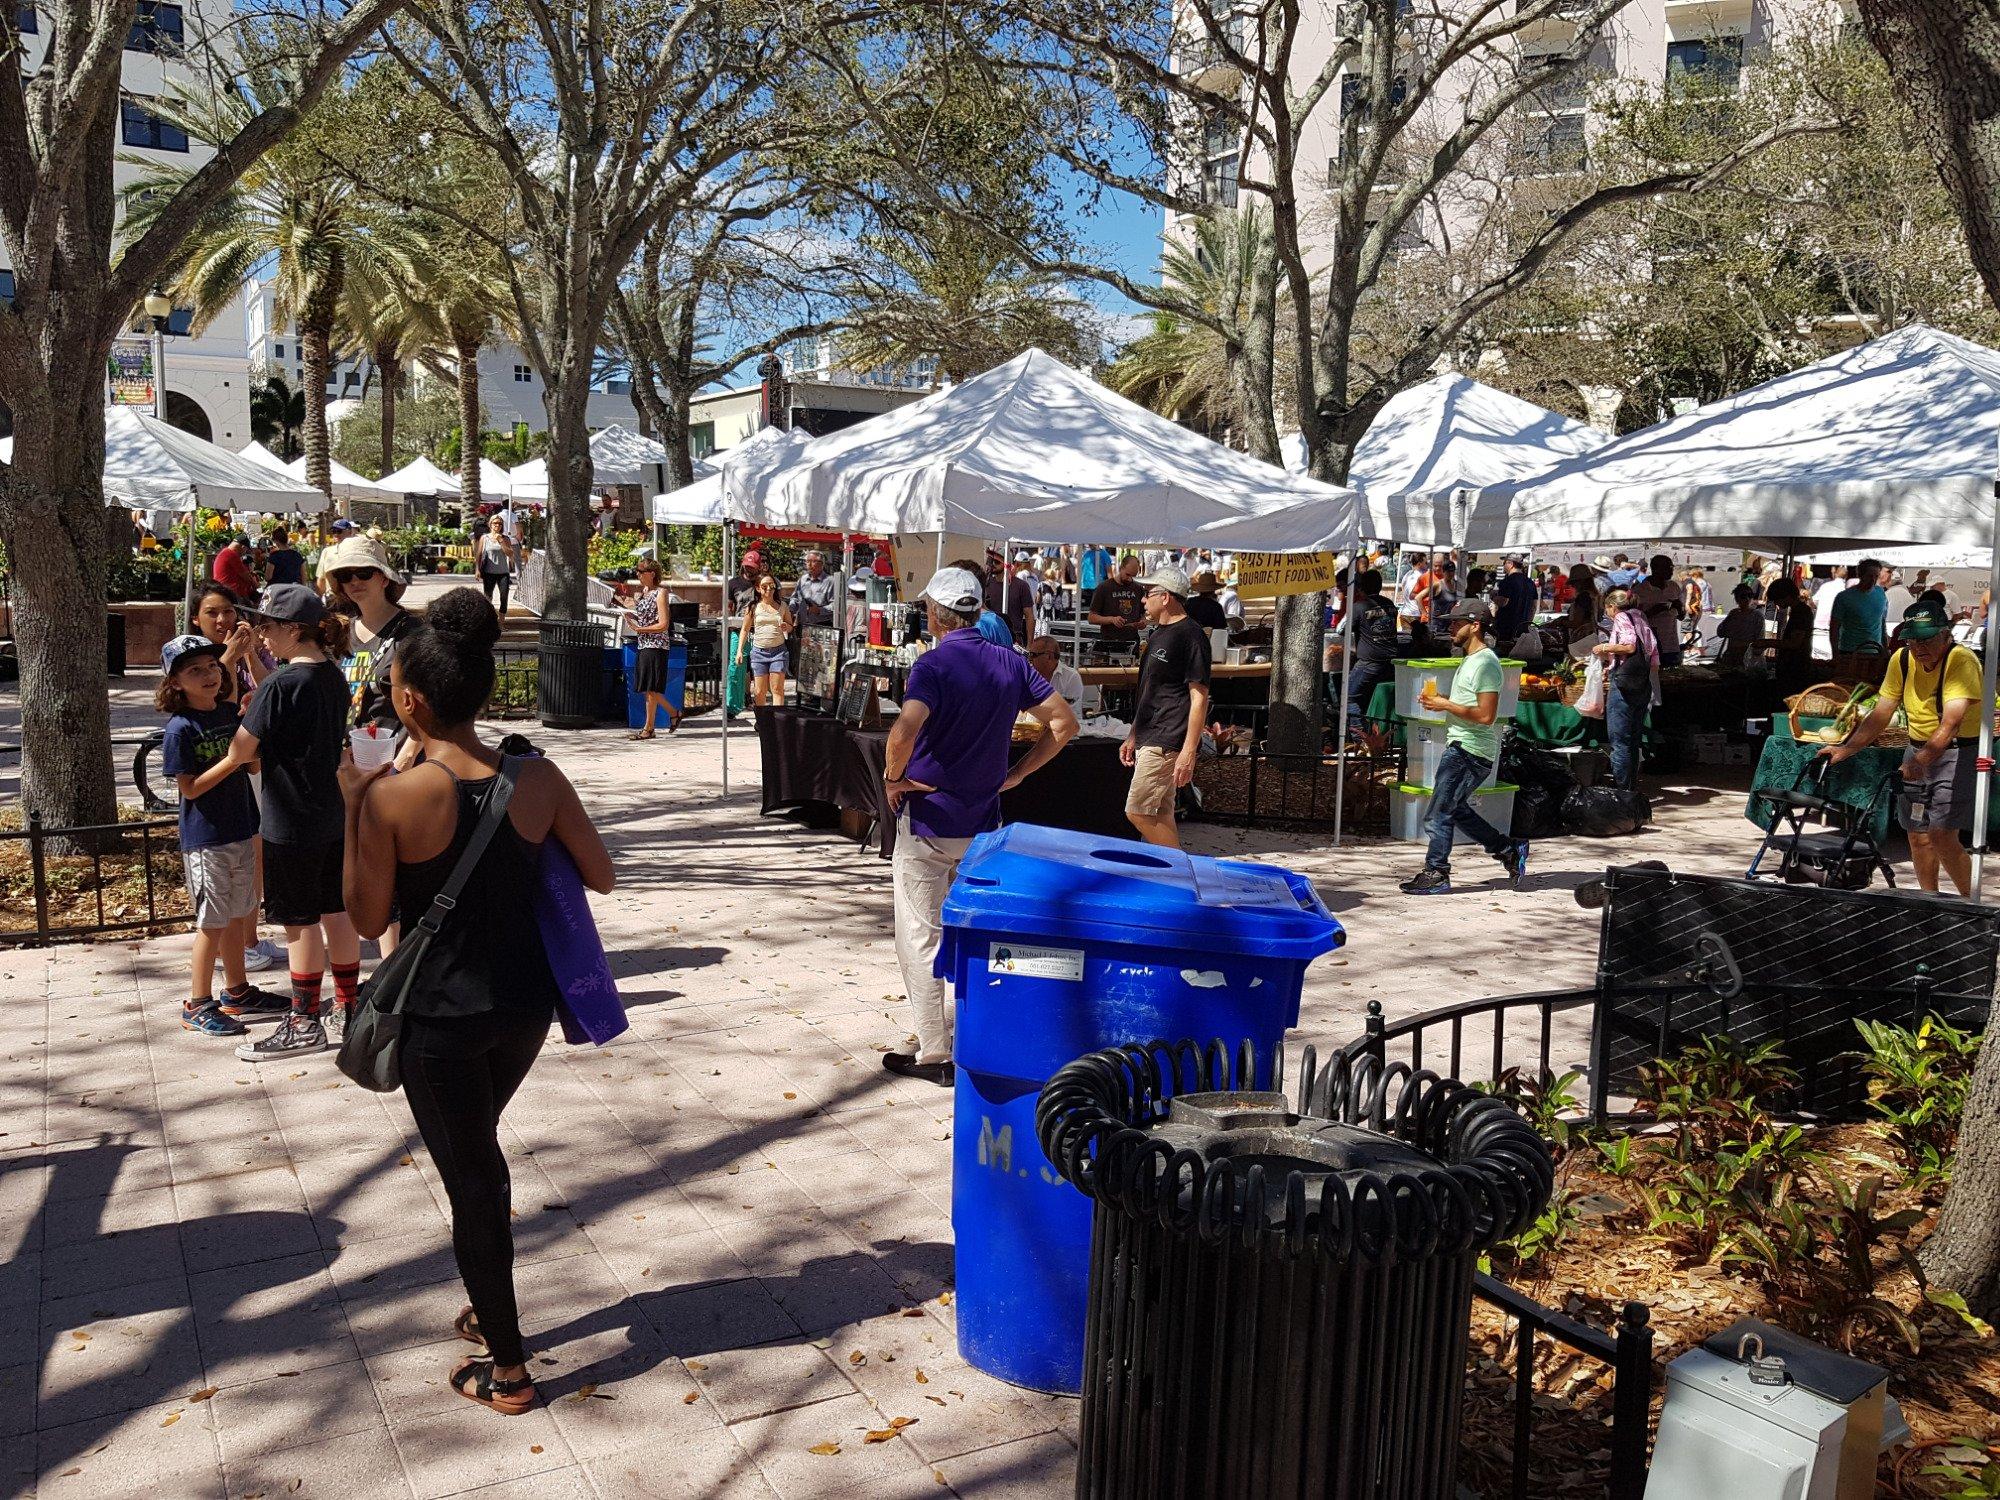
[921, 566, 984, 615]
[1135, 564, 1191, 598]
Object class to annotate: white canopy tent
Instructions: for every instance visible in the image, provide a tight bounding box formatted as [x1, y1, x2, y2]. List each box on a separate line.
[1471, 325, 2000, 554]
[281, 454, 401, 506]
[1468, 323, 2000, 893]
[1282, 373, 1609, 547]
[97, 407, 323, 607]
[721, 349, 1358, 553]
[715, 349, 1364, 830]
[651, 426, 807, 526]
[377, 455, 460, 496]
[510, 424, 673, 501]
[101, 407, 322, 514]
[236, 440, 290, 474]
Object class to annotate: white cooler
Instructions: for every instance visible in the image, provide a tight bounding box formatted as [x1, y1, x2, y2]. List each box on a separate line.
[1389, 782, 1520, 844]
[1404, 721, 1501, 789]
[1393, 657, 1523, 722]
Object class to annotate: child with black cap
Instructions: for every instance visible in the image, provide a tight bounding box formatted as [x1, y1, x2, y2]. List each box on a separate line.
[157, 634, 281, 1034]
[201, 583, 361, 1059]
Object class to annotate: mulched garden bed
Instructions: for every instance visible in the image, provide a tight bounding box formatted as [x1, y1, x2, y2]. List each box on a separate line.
[1460, 1118, 2000, 1499]
[0, 804, 189, 942]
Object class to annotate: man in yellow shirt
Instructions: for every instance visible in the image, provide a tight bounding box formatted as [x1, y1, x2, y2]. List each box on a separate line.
[1824, 598, 1984, 895]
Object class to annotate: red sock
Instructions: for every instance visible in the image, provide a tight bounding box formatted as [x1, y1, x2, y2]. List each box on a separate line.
[289, 971, 324, 1019]
[331, 962, 361, 1012]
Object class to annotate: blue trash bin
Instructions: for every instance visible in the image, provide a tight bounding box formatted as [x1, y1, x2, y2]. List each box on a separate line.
[623, 643, 687, 729]
[937, 824, 1345, 1395]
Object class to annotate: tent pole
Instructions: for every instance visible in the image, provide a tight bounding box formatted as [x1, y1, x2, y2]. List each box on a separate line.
[839, 531, 852, 695]
[183, 494, 199, 631]
[722, 520, 733, 798]
[1332, 549, 1358, 848]
[1974, 468, 2000, 899]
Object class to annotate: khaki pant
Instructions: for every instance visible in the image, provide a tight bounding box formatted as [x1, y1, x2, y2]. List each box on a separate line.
[892, 810, 973, 1062]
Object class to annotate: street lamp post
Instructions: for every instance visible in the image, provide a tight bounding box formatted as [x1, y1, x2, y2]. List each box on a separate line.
[143, 286, 172, 423]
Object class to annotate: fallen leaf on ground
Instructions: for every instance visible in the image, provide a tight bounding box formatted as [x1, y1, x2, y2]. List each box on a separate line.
[848, 1352, 865, 1367]
[682, 1392, 699, 1405]
[59, 1468, 79, 1478]
[926, 1395, 947, 1406]
[67, 1330, 89, 1341]
[914, 1370, 928, 1384]
[900, 1308, 925, 1318]
[685, 1359, 706, 1371]
[807, 1443, 841, 1456]
[783, 1092, 797, 1100]
[188, 1386, 219, 1401]
[570, 1383, 599, 1401]
[160, 1412, 180, 1427]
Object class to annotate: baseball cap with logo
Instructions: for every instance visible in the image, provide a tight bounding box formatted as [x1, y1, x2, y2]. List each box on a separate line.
[247, 583, 326, 626]
[921, 566, 984, 616]
[160, 634, 225, 678]
[1901, 598, 1953, 641]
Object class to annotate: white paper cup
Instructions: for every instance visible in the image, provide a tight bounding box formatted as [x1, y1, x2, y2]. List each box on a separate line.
[349, 728, 396, 771]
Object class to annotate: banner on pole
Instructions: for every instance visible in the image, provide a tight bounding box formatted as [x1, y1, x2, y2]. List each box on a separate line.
[107, 338, 156, 407]
[1233, 551, 1340, 600]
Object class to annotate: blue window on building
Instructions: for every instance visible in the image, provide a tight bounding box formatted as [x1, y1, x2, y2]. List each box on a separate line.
[0, 269, 13, 307]
[126, 1, 183, 54]
[273, 342, 285, 359]
[14, 5, 37, 34]
[1666, 36, 1743, 90]
[121, 99, 188, 152]
[167, 307, 193, 336]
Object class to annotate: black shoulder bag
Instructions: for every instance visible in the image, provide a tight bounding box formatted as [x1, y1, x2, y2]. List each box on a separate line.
[337, 757, 519, 1093]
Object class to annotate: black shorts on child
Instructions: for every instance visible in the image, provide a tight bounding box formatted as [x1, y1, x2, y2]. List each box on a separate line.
[262, 840, 344, 926]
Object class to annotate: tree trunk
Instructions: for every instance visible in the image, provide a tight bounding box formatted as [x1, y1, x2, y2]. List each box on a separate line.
[1268, 423, 1372, 757]
[454, 332, 483, 510]
[375, 345, 400, 477]
[1854, 0, 2000, 1310]
[298, 316, 340, 516]
[0, 397, 118, 834]
[661, 381, 696, 491]
[540, 357, 597, 620]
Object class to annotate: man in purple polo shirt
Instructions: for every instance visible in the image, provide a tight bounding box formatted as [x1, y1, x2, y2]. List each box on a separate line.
[880, 566, 1079, 1085]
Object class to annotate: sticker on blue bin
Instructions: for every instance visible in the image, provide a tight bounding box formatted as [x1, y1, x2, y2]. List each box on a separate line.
[988, 943, 1083, 981]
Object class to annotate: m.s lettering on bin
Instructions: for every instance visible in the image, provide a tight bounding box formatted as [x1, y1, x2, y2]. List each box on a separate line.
[978, 1115, 1014, 1174]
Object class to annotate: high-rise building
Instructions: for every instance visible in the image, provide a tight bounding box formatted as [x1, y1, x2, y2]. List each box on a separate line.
[5, 1, 253, 445]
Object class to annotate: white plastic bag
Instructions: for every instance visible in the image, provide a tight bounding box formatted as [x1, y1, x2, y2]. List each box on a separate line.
[1575, 655, 1607, 719]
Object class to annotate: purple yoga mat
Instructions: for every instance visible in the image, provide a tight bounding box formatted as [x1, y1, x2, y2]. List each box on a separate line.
[536, 838, 628, 1046]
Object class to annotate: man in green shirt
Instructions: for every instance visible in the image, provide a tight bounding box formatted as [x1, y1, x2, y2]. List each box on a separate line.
[1401, 598, 1528, 896]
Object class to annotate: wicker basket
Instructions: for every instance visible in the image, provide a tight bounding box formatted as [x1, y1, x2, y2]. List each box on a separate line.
[1786, 682, 1857, 724]
[1559, 679, 1587, 707]
[1786, 680, 1911, 748]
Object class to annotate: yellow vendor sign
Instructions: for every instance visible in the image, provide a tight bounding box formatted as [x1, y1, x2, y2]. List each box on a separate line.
[1233, 551, 1340, 601]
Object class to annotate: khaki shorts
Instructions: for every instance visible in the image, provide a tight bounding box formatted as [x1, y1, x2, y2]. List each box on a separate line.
[183, 839, 258, 930]
[1125, 745, 1179, 819]
[1898, 743, 1980, 834]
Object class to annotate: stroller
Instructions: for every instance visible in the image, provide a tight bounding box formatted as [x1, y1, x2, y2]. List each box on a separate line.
[1746, 755, 1898, 890]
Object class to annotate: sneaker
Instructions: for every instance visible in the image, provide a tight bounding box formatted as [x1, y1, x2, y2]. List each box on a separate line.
[241, 945, 280, 973]
[1499, 841, 1530, 889]
[252, 939, 288, 963]
[218, 985, 288, 1018]
[323, 1003, 348, 1045]
[235, 1013, 329, 1063]
[183, 1001, 247, 1037]
[1398, 867, 1452, 896]
[882, 1052, 954, 1087]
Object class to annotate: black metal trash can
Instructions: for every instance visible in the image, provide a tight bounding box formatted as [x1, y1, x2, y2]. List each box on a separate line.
[536, 619, 609, 729]
[1037, 1039, 1554, 1499]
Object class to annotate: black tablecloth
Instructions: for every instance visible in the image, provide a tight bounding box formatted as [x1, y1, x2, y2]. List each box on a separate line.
[755, 705, 1132, 859]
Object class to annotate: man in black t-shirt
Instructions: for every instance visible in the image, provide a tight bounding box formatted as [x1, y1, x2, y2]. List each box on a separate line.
[1123, 564, 1212, 848]
[1185, 571, 1229, 631]
[984, 560, 1037, 645]
[1343, 569, 1398, 718]
[1087, 554, 1146, 638]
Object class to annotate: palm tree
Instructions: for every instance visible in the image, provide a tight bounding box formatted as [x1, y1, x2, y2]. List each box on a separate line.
[337, 281, 439, 478]
[425, 222, 519, 510]
[249, 375, 306, 461]
[120, 70, 423, 508]
[842, 216, 1098, 385]
[1107, 206, 1279, 442]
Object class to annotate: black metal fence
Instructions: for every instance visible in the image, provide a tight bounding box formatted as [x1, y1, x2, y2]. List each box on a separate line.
[1341, 990, 1595, 1093]
[1472, 1275, 1654, 1500]
[1193, 745, 1394, 831]
[489, 640, 720, 722]
[0, 812, 186, 947]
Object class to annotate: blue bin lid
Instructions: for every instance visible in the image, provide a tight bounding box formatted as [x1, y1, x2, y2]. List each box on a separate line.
[940, 824, 1345, 962]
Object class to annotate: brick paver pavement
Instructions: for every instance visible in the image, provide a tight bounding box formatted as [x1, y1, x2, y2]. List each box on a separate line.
[0, 641, 1766, 1498]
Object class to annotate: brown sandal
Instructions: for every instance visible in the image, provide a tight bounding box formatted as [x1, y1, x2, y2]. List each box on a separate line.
[451, 1358, 536, 1415]
[453, 1306, 488, 1353]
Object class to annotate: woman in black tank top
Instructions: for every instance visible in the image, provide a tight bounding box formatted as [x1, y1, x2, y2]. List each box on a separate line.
[339, 589, 613, 1416]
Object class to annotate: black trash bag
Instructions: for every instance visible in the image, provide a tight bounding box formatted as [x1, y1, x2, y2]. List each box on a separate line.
[1511, 783, 1568, 840]
[1501, 742, 1578, 796]
[1560, 785, 1651, 837]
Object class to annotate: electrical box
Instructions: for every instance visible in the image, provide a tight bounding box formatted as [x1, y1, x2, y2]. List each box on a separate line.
[1646, 1319, 1906, 1500]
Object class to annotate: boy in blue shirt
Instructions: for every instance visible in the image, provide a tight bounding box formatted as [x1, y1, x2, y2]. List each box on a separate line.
[158, 635, 281, 1034]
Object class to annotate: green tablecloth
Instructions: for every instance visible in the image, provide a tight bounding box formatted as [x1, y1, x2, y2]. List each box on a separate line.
[1365, 682, 1608, 747]
[1745, 723, 1899, 845]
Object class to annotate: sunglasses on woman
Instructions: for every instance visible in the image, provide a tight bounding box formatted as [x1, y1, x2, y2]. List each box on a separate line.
[333, 567, 381, 584]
